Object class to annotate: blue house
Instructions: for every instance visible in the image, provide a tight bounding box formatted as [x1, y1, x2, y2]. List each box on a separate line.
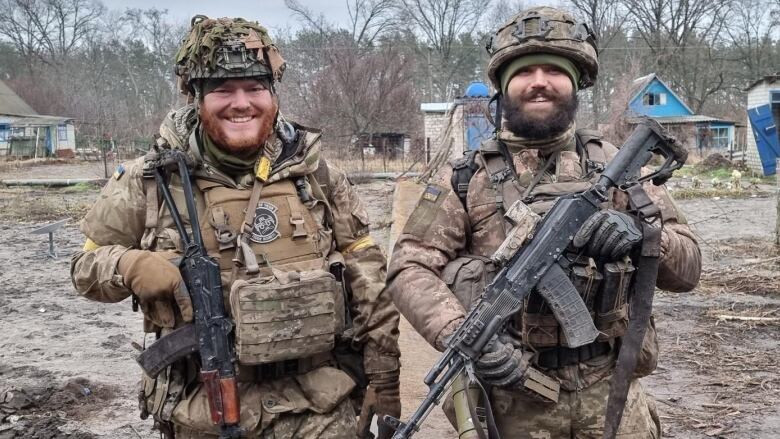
[626, 74, 736, 152]
[0, 79, 76, 157]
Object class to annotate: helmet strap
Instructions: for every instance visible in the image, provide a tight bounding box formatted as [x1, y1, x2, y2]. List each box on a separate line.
[490, 92, 503, 133]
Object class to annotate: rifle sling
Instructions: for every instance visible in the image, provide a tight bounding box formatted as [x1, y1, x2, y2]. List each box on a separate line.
[466, 373, 501, 439]
[602, 184, 662, 439]
[232, 177, 267, 277]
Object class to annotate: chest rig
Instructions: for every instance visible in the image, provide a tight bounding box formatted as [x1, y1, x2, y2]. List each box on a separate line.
[449, 130, 633, 360]
[140, 131, 346, 370]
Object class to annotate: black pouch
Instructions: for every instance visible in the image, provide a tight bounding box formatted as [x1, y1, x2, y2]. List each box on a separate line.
[595, 259, 634, 340]
[569, 256, 603, 310]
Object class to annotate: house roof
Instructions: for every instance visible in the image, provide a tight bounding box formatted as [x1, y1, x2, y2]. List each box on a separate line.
[626, 115, 735, 125]
[745, 73, 780, 92]
[0, 114, 73, 126]
[421, 102, 453, 113]
[628, 73, 695, 115]
[0, 80, 37, 116]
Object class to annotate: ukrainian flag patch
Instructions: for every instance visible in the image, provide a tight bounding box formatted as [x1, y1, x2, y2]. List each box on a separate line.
[113, 164, 125, 180]
[422, 185, 441, 202]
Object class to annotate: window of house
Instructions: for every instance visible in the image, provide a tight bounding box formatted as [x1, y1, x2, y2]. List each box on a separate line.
[771, 91, 780, 103]
[57, 125, 68, 141]
[643, 92, 667, 106]
[12, 127, 24, 137]
[711, 127, 729, 148]
[0, 126, 8, 142]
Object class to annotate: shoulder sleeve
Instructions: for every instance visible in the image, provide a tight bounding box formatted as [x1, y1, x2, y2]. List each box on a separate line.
[386, 166, 469, 350]
[71, 158, 148, 303]
[324, 162, 400, 373]
[80, 157, 148, 247]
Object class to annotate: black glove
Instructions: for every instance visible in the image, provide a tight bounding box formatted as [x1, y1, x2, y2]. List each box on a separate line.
[573, 209, 642, 260]
[474, 336, 532, 388]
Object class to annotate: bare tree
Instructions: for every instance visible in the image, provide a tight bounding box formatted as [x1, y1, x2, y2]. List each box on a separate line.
[0, 0, 103, 66]
[567, 0, 629, 126]
[483, 0, 526, 28]
[625, 0, 732, 113]
[395, 0, 491, 100]
[396, 0, 490, 59]
[724, 0, 779, 80]
[308, 38, 418, 143]
[285, 0, 395, 47]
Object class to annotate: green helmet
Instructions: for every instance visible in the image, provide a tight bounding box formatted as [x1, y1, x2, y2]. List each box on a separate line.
[175, 15, 286, 95]
[486, 7, 598, 91]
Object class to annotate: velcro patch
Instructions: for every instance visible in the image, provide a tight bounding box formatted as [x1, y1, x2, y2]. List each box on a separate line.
[256, 156, 271, 182]
[113, 164, 125, 180]
[403, 183, 450, 237]
[422, 185, 441, 202]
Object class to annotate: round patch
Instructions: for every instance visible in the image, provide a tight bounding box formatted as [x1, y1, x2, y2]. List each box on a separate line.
[249, 202, 280, 244]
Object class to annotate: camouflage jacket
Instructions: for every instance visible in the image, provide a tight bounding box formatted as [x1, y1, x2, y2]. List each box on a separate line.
[386, 133, 701, 390]
[70, 108, 400, 427]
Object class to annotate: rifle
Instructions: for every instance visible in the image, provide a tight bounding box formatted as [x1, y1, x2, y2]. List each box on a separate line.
[136, 149, 242, 438]
[383, 119, 687, 439]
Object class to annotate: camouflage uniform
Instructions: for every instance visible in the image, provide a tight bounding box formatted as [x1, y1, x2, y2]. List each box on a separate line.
[388, 6, 700, 436]
[388, 134, 700, 438]
[70, 17, 399, 438]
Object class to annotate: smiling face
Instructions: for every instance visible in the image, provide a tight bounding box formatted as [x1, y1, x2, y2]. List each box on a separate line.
[503, 64, 578, 139]
[199, 78, 278, 156]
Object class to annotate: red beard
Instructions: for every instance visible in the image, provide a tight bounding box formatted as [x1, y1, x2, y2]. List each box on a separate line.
[199, 104, 277, 157]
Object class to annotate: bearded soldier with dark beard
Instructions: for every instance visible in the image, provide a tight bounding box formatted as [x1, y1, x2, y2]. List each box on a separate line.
[386, 6, 701, 438]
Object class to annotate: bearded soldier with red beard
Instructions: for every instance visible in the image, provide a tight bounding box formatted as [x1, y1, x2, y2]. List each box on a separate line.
[386, 6, 701, 438]
[70, 16, 400, 439]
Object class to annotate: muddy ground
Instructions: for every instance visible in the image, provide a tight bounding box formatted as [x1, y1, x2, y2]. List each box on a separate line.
[1, 161, 779, 438]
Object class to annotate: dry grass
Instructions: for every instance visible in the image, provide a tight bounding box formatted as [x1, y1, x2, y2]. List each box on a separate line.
[670, 187, 769, 200]
[0, 158, 73, 174]
[324, 157, 425, 174]
[0, 188, 95, 222]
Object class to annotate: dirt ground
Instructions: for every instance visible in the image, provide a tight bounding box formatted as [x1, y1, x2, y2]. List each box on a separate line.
[1, 160, 779, 438]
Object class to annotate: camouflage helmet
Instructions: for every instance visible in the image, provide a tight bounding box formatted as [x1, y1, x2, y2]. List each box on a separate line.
[486, 7, 598, 91]
[175, 15, 286, 95]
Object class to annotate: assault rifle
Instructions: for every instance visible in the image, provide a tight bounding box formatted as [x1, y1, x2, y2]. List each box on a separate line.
[384, 119, 686, 439]
[136, 150, 242, 438]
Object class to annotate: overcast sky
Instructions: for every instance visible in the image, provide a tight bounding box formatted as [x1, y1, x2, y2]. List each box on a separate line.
[99, 0, 351, 34]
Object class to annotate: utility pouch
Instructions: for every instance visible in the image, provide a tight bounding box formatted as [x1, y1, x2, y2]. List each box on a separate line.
[441, 255, 497, 311]
[595, 259, 634, 341]
[569, 256, 603, 310]
[138, 362, 186, 423]
[229, 264, 344, 365]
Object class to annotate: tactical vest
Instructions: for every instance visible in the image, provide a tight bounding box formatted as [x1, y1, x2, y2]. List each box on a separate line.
[447, 130, 631, 350]
[140, 143, 345, 367]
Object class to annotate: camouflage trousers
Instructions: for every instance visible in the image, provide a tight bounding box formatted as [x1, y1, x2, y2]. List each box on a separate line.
[445, 378, 660, 439]
[174, 397, 357, 438]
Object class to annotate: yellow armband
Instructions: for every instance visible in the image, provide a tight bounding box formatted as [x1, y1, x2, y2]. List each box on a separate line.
[342, 235, 374, 254]
[82, 239, 100, 251]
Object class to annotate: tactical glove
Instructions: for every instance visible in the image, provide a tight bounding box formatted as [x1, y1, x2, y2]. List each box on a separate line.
[475, 335, 533, 388]
[573, 209, 642, 260]
[117, 250, 193, 322]
[363, 370, 401, 439]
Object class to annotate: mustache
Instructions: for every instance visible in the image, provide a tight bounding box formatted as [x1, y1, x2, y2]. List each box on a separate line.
[520, 90, 564, 103]
[222, 110, 258, 119]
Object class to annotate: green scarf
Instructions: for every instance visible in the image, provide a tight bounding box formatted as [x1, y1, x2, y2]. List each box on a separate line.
[497, 124, 576, 155]
[200, 129, 260, 177]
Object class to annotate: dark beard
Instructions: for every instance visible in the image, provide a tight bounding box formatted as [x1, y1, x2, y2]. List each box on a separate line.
[503, 91, 578, 140]
[199, 106, 276, 158]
